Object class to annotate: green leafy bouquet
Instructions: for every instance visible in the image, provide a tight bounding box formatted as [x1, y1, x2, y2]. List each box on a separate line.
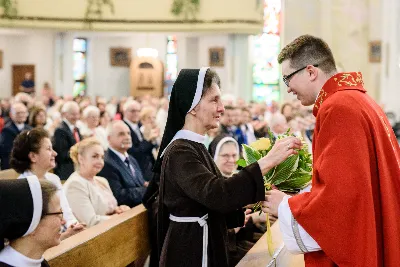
[237, 129, 312, 255]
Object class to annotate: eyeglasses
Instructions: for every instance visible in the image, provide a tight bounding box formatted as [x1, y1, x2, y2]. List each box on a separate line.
[282, 64, 318, 87]
[219, 154, 238, 161]
[44, 211, 64, 219]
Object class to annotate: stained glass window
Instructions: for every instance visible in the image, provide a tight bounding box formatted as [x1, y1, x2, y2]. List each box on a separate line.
[252, 0, 281, 103]
[165, 36, 178, 94]
[73, 38, 87, 96]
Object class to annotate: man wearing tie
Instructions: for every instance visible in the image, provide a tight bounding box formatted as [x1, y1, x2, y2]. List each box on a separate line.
[52, 101, 82, 180]
[122, 100, 157, 181]
[0, 103, 31, 170]
[98, 120, 147, 207]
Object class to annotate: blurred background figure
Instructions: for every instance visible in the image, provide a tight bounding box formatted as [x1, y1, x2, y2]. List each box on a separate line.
[0, 102, 31, 170]
[19, 72, 35, 96]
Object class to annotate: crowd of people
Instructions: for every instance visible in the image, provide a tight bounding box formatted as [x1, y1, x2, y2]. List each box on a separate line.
[0, 85, 313, 266]
[1, 34, 399, 267]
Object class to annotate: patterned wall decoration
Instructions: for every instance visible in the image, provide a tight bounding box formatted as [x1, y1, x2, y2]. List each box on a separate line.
[85, 0, 114, 20]
[171, 0, 200, 20]
[0, 0, 18, 17]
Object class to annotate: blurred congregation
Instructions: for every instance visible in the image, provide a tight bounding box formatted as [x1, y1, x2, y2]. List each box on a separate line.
[1, 0, 400, 266]
[0, 88, 315, 266]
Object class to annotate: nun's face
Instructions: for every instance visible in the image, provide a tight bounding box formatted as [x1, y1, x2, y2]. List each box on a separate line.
[32, 194, 65, 249]
[193, 83, 225, 130]
[215, 142, 239, 177]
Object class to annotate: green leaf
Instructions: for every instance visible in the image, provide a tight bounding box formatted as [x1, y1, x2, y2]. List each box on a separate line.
[269, 155, 299, 185]
[242, 144, 262, 165]
[267, 127, 275, 145]
[276, 171, 312, 190]
[237, 159, 247, 168]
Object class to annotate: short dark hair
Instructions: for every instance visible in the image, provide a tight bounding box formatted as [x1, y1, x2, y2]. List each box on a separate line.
[10, 128, 50, 173]
[278, 35, 337, 74]
[202, 68, 221, 96]
[40, 180, 58, 218]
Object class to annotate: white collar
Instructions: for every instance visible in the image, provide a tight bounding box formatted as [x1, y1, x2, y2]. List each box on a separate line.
[0, 245, 44, 267]
[109, 147, 129, 163]
[63, 119, 75, 132]
[124, 119, 139, 129]
[15, 123, 25, 131]
[161, 129, 206, 157]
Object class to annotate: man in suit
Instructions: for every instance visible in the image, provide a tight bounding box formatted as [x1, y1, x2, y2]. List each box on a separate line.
[0, 103, 31, 170]
[52, 101, 82, 180]
[219, 105, 235, 136]
[123, 100, 157, 181]
[98, 120, 147, 207]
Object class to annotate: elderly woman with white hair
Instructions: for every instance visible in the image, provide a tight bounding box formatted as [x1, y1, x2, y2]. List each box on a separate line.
[80, 105, 108, 150]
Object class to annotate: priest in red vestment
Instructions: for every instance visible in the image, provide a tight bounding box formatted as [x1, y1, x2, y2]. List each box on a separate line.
[263, 35, 400, 267]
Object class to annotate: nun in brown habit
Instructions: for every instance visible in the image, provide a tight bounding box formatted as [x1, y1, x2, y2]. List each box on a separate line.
[154, 67, 301, 267]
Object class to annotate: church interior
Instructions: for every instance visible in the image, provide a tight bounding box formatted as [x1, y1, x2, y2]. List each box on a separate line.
[0, 0, 399, 266]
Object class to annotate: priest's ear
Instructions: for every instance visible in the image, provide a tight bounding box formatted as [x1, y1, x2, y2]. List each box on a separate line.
[306, 65, 318, 82]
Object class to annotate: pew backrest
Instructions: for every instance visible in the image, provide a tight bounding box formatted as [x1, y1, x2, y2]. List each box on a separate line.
[44, 204, 150, 267]
[0, 169, 19, 180]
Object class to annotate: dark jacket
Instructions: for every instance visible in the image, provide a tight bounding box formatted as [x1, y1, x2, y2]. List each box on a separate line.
[123, 120, 156, 181]
[0, 122, 31, 170]
[98, 149, 146, 207]
[52, 121, 81, 180]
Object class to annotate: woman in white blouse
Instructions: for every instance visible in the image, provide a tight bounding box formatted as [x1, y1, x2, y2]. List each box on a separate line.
[64, 137, 130, 227]
[10, 128, 85, 240]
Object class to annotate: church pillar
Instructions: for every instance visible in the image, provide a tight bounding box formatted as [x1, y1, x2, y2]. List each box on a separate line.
[229, 34, 253, 102]
[380, 0, 400, 116]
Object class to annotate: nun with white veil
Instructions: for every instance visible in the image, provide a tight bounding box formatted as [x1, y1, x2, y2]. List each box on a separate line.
[154, 67, 301, 267]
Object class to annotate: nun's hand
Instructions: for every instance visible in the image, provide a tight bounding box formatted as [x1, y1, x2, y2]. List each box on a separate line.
[257, 137, 301, 175]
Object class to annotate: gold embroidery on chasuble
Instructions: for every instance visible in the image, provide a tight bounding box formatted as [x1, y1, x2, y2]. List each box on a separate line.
[312, 72, 365, 116]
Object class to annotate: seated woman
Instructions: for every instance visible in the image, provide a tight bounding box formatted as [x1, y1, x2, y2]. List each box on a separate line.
[28, 106, 47, 128]
[209, 134, 271, 266]
[80, 105, 108, 150]
[10, 128, 85, 240]
[64, 137, 130, 227]
[0, 176, 64, 267]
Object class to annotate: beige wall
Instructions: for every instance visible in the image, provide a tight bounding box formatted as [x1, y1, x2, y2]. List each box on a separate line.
[0, 0, 263, 33]
[281, 0, 381, 102]
[0, 30, 55, 98]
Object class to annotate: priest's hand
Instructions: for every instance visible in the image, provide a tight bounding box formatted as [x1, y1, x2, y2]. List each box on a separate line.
[262, 190, 288, 217]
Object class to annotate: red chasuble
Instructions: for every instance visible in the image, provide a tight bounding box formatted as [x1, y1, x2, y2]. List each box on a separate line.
[288, 72, 400, 267]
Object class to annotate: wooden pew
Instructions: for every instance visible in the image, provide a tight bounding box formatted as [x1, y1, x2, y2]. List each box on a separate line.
[44, 204, 150, 267]
[237, 220, 305, 267]
[0, 169, 19, 180]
